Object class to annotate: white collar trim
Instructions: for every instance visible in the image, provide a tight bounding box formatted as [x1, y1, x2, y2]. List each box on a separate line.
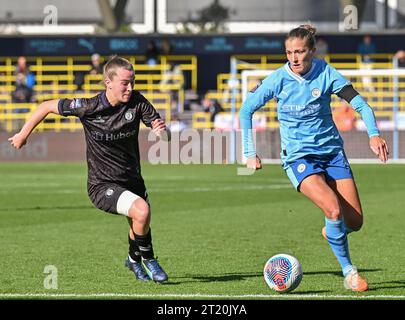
[284, 60, 317, 83]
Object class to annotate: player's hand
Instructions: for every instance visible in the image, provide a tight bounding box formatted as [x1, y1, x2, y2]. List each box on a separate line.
[151, 118, 171, 141]
[369, 135, 389, 163]
[151, 118, 166, 135]
[8, 132, 27, 149]
[246, 155, 262, 170]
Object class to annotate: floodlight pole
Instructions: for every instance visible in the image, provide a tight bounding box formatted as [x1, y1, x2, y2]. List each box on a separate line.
[153, 0, 158, 33]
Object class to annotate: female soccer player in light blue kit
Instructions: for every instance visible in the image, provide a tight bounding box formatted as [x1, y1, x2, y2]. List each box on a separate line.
[240, 25, 389, 292]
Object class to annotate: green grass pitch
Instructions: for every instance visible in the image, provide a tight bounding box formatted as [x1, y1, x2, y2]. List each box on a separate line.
[0, 162, 404, 300]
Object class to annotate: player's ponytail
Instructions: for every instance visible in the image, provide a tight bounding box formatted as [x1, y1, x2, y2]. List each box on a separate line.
[286, 24, 317, 49]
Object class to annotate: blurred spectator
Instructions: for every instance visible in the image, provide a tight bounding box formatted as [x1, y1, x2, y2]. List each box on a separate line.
[74, 53, 104, 92]
[12, 72, 33, 103]
[145, 40, 160, 66]
[160, 39, 173, 56]
[315, 38, 328, 60]
[11, 72, 33, 127]
[202, 97, 224, 122]
[14, 56, 35, 89]
[160, 63, 183, 88]
[357, 35, 376, 92]
[167, 113, 187, 132]
[333, 101, 356, 132]
[394, 50, 405, 68]
[357, 35, 377, 63]
[160, 62, 184, 111]
[89, 53, 104, 75]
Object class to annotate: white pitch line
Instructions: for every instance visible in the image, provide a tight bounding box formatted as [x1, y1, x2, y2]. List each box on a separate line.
[149, 184, 291, 193]
[0, 293, 404, 299]
[0, 184, 291, 195]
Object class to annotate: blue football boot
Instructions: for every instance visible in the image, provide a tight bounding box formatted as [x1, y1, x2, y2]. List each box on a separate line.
[124, 257, 151, 281]
[141, 258, 168, 283]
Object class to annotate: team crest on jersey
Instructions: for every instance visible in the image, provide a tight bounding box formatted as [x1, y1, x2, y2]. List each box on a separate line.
[311, 88, 321, 98]
[105, 188, 114, 197]
[125, 111, 134, 121]
[297, 163, 306, 173]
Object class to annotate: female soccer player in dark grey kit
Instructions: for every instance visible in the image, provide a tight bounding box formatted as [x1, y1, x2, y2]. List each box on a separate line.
[9, 56, 170, 283]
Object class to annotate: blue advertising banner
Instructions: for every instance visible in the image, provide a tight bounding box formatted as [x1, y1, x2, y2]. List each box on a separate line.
[1, 33, 402, 57]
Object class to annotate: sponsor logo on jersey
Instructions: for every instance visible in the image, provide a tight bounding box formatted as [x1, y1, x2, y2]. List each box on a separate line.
[93, 115, 106, 123]
[297, 163, 306, 173]
[281, 103, 320, 116]
[105, 188, 114, 197]
[125, 111, 134, 121]
[91, 129, 137, 141]
[311, 88, 321, 98]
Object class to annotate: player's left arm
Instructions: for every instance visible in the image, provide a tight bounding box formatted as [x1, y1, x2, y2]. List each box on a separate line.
[140, 98, 171, 141]
[337, 85, 389, 163]
[240, 76, 275, 169]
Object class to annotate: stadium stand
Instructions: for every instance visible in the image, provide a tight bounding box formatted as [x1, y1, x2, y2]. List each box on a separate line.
[194, 53, 403, 129]
[0, 52, 404, 135]
[0, 54, 197, 132]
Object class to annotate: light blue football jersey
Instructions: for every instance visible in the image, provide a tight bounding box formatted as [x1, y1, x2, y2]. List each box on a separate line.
[240, 58, 352, 168]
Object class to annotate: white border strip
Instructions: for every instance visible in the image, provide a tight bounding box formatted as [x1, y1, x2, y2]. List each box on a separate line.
[16, 25, 96, 35]
[0, 293, 404, 299]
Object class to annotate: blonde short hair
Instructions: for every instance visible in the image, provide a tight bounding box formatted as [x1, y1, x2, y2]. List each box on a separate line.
[103, 55, 134, 81]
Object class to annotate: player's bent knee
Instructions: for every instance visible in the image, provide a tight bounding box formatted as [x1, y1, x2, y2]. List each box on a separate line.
[324, 207, 341, 221]
[128, 199, 150, 224]
[117, 191, 150, 223]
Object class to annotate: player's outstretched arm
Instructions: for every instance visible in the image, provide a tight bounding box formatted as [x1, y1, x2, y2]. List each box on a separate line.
[348, 95, 389, 163]
[8, 99, 60, 149]
[151, 118, 171, 141]
[338, 86, 389, 164]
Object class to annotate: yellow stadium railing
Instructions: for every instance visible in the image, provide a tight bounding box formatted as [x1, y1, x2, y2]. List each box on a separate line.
[81, 72, 184, 113]
[232, 53, 395, 71]
[193, 69, 405, 130]
[0, 54, 197, 89]
[192, 112, 214, 129]
[0, 103, 38, 132]
[160, 55, 198, 91]
[203, 91, 243, 111]
[0, 92, 172, 133]
[216, 73, 242, 91]
[0, 55, 192, 118]
[0, 55, 189, 132]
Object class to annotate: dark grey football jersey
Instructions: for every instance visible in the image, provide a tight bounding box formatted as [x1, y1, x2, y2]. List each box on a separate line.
[58, 91, 160, 187]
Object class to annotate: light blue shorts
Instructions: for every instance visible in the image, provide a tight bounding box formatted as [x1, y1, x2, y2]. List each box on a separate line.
[285, 151, 353, 191]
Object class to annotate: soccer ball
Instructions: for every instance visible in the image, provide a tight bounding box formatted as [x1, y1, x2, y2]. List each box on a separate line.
[263, 253, 302, 293]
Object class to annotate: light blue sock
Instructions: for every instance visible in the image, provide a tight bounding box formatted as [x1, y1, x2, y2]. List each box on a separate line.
[325, 218, 354, 234]
[325, 217, 353, 276]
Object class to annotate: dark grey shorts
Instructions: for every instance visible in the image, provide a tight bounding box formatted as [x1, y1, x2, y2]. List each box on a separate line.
[88, 183, 148, 215]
